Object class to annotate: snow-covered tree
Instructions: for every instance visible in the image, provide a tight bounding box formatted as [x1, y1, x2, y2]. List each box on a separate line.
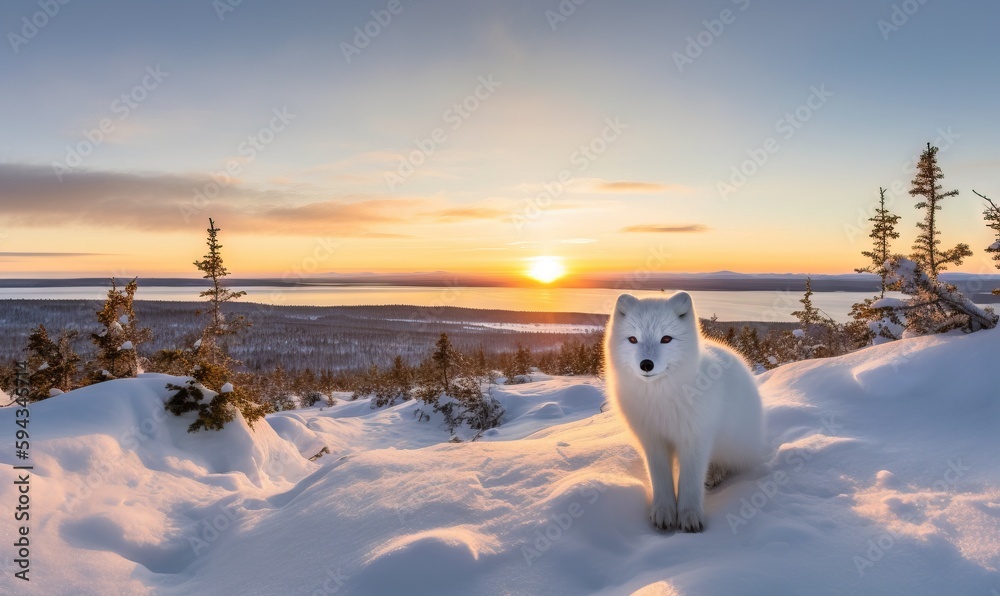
[790, 277, 857, 358]
[884, 256, 997, 334]
[26, 324, 80, 400]
[976, 190, 1000, 295]
[416, 333, 504, 436]
[164, 219, 265, 432]
[909, 143, 971, 279]
[848, 297, 904, 345]
[87, 277, 151, 383]
[851, 187, 904, 344]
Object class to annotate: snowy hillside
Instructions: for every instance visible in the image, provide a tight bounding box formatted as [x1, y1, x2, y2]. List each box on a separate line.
[2, 330, 999, 595]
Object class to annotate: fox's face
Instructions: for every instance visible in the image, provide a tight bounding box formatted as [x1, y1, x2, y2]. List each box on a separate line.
[606, 292, 700, 380]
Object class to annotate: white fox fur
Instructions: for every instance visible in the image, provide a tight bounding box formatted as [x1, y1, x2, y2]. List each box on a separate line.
[604, 292, 765, 532]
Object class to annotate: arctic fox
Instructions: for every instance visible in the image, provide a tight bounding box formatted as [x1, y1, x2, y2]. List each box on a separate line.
[604, 292, 765, 533]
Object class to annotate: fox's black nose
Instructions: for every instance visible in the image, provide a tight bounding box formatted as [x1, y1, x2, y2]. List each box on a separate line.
[640, 359, 654, 372]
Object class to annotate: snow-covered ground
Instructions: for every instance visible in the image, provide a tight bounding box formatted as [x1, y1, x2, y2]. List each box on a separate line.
[2, 330, 999, 595]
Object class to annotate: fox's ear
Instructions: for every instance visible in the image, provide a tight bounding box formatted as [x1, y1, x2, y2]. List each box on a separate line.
[615, 293, 638, 316]
[670, 291, 692, 317]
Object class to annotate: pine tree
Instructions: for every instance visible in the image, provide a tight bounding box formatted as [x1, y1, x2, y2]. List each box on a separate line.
[87, 277, 151, 383]
[976, 190, 1000, 295]
[25, 325, 80, 400]
[388, 355, 412, 398]
[513, 343, 532, 381]
[855, 187, 901, 298]
[195, 218, 248, 363]
[851, 187, 905, 344]
[415, 335, 503, 435]
[735, 326, 766, 369]
[909, 143, 971, 279]
[791, 277, 821, 330]
[886, 256, 997, 334]
[430, 333, 457, 397]
[165, 219, 265, 432]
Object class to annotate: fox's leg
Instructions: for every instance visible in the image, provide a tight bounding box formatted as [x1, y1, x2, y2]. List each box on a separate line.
[676, 445, 711, 533]
[646, 442, 677, 531]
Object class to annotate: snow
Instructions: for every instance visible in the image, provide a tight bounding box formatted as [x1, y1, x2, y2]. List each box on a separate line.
[2, 332, 1000, 594]
[48, 388, 63, 397]
[119, 341, 134, 351]
[990, 241, 1000, 251]
[792, 329, 805, 338]
[871, 297, 905, 309]
[119, 314, 130, 325]
[220, 382, 233, 394]
[193, 339, 202, 349]
[37, 362, 49, 371]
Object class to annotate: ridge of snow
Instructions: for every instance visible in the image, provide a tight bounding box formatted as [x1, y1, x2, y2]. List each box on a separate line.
[1, 332, 999, 594]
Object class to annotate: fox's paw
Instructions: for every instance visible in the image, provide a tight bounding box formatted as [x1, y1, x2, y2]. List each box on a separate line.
[678, 508, 704, 533]
[704, 463, 730, 490]
[650, 501, 678, 531]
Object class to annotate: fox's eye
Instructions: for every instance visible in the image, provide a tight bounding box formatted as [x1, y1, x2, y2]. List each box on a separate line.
[660, 335, 673, 344]
[627, 336, 638, 344]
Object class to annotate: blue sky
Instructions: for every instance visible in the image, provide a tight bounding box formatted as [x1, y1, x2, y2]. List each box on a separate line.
[1, 0, 997, 278]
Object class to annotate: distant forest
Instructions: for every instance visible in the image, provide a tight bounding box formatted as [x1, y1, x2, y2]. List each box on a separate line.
[0, 299, 792, 373]
[0, 300, 599, 372]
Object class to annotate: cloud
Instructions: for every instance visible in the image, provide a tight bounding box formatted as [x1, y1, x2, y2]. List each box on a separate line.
[0, 163, 425, 236]
[0, 252, 107, 257]
[0, 163, 606, 238]
[566, 179, 691, 194]
[507, 238, 597, 248]
[423, 206, 509, 222]
[619, 224, 709, 233]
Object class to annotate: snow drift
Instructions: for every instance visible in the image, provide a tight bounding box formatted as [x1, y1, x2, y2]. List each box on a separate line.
[1, 332, 999, 595]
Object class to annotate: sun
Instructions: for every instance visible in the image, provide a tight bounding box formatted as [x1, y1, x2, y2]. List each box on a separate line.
[526, 256, 566, 283]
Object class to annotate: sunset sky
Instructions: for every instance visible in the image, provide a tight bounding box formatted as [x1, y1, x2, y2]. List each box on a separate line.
[1, 0, 998, 281]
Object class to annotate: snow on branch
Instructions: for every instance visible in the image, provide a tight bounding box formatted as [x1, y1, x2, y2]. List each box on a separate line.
[885, 256, 998, 334]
